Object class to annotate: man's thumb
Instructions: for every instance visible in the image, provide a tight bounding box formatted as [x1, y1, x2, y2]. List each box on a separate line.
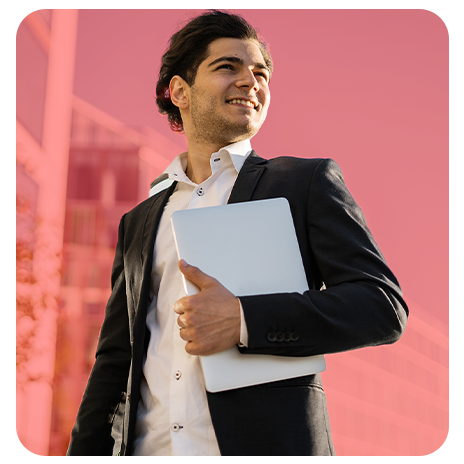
[178, 259, 211, 288]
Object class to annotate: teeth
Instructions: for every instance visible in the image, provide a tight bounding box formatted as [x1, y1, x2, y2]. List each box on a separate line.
[228, 99, 256, 108]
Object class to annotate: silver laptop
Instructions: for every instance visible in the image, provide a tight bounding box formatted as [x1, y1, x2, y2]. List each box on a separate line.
[171, 198, 326, 392]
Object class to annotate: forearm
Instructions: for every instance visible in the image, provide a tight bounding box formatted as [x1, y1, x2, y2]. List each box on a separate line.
[238, 280, 407, 356]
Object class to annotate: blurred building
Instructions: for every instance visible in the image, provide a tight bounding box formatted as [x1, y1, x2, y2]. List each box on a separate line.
[48, 95, 183, 455]
[323, 300, 448, 455]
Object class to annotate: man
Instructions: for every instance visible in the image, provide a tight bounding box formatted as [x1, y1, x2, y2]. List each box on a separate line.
[67, 10, 408, 456]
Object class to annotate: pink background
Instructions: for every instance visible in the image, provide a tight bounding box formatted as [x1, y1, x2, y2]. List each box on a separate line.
[73, 9, 448, 324]
[16, 9, 449, 456]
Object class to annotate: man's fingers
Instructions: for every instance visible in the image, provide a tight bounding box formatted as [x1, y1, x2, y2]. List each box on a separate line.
[177, 314, 187, 329]
[174, 260, 240, 355]
[178, 259, 215, 289]
[179, 327, 190, 342]
[173, 296, 188, 315]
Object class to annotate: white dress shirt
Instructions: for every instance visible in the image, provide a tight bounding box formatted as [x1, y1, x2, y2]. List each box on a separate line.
[132, 140, 252, 456]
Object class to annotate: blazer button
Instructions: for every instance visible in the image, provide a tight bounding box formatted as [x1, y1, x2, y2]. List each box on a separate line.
[267, 332, 276, 342]
[283, 332, 291, 342]
[290, 332, 299, 341]
[275, 332, 284, 342]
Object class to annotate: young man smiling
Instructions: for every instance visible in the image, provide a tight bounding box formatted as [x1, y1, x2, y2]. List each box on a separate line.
[170, 36, 270, 191]
[67, 10, 408, 456]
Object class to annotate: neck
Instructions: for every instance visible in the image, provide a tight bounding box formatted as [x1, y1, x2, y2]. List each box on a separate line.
[185, 139, 229, 184]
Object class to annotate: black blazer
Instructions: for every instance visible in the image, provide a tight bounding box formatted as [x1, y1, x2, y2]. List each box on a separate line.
[67, 153, 408, 456]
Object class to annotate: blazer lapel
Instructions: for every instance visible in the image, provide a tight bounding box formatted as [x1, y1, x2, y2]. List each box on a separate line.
[140, 181, 177, 267]
[129, 181, 177, 315]
[228, 151, 267, 204]
[227, 150, 267, 203]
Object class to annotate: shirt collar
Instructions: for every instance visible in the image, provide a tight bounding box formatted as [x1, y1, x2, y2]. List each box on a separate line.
[216, 139, 252, 173]
[164, 139, 252, 183]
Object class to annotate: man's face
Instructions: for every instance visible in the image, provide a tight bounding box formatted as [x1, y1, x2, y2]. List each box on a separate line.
[187, 37, 271, 146]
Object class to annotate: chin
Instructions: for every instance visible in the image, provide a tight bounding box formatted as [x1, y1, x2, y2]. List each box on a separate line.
[225, 126, 259, 144]
[232, 117, 264, 136]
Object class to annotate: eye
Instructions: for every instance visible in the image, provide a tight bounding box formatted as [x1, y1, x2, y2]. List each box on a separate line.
[217, 64, 235, 71]
[254, 71, 269, 82]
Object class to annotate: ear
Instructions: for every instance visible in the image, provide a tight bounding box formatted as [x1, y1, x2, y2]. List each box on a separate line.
[169, 75, 190, 109]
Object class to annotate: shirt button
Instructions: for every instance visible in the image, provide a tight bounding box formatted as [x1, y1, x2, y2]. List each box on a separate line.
[174, 370, 182, 380]
[197, 187, 204, 196]
[171, 423, 182, 432]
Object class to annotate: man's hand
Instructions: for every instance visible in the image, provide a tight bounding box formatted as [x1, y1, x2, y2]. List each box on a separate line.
[174, 259, 241, 356]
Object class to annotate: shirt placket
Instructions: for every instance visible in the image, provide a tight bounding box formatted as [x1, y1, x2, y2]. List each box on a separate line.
[169, 174, 215, 453]
[169, 287, 189, 453]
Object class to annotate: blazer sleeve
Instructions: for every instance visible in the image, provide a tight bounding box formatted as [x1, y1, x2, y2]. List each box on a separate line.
[238, 158, 408, 356]
[67, 215, 132, 455]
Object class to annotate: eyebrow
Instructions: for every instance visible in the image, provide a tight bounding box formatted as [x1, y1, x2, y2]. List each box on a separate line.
[207, 56, 270, 73]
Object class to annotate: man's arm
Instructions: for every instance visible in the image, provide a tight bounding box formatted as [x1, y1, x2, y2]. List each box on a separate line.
[238, 158, 408, 356]
[67, 216, 132, 456]
[174, 158, 407, 358]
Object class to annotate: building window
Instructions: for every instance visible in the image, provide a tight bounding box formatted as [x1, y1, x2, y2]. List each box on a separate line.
[86, 302, 104, 316]
[67, 150, 101, 201]
[109, 151, 139, 202]
[64, 206, 97, 246]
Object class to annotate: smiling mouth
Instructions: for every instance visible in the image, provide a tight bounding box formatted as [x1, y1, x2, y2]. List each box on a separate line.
[227, 99, 258, 110]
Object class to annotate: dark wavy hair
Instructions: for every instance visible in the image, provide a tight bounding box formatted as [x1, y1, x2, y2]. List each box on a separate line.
[155, 10, 273, 132]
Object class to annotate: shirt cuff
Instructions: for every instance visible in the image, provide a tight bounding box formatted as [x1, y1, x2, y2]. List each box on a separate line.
[238, 298, 248, 347]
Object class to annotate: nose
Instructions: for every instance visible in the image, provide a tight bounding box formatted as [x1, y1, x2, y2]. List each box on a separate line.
[236, 69, 259, 92]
